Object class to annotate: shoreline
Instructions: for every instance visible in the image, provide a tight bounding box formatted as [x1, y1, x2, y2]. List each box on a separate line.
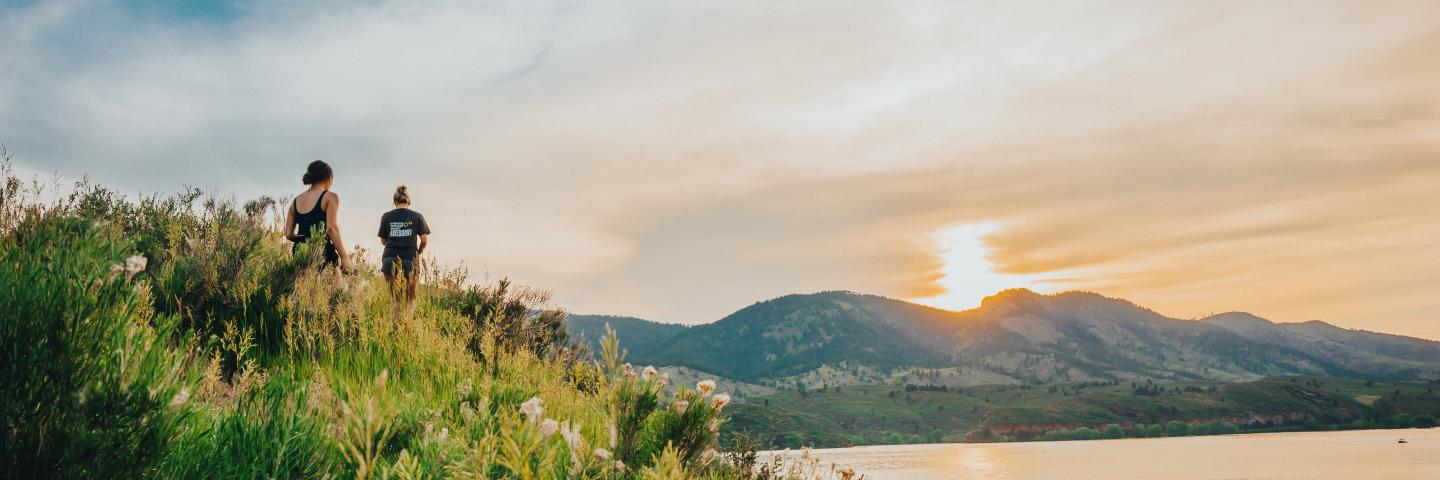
[758, 425, 1439, 454]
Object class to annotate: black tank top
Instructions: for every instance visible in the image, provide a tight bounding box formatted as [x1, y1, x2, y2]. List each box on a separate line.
[293, 191, 330, 244]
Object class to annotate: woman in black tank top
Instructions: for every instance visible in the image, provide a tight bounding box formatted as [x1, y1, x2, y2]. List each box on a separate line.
[284, 161, 350, 273]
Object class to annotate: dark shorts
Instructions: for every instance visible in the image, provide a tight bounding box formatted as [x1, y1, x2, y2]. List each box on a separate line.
[293, 239, 339, 267]
[381, 256, 416, 278]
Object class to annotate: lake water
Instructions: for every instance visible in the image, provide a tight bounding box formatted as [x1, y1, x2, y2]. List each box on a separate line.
[769, 429, 1439, 480]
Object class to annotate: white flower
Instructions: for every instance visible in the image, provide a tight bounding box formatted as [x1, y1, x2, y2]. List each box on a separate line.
[658, 373, 669, 387]
[697, 379, 716, 396]
[673, 400, 690, 414]
[124, 255, 147, 279]
[519, 396, 544, 424]
[594, 447, 612, 461]
[438, 427, 449, 442]
[641, 365, 657, 382]
[560, 421, 583, 450]
[167, 388, 190, 409]
[540, 418, 559, 436]
[712, 393, 731, 410]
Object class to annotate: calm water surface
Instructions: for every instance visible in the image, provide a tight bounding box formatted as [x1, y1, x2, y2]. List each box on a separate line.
[774, 429, 1440, 480]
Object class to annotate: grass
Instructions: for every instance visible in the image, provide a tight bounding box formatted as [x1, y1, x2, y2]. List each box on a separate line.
[0, 152, 861, 479]
[726, 377, 1440, 448]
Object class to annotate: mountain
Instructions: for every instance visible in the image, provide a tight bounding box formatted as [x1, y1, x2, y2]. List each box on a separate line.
[566, 289, 1440, 386]
[566, 314, 688, 361]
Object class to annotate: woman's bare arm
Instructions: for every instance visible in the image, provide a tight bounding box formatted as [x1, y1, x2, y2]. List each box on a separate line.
[324, 193, 349, 270]
[284, 202, 299, 241]
[417, 234, 428, 255]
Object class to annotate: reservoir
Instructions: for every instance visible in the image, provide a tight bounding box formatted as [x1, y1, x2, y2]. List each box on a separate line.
[767, 428, 1439, 479]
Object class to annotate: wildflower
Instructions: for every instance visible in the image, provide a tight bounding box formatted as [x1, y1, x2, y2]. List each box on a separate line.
[438, 427, 449, 442]
[168, 388, 190, 409]
[124, 255, 147, 280]
[673, 399, 689, 414]
[612, 460, 625, 472]
[712, 393, 731, 410]
[658, 372, 669, 387]
[540, 418, 559, 436]
[520, 396, 544, 424]
[697, 379, 716, 396]
[594, 447, 612, 461]
[560, 421, 583, 450]
[641, 365, 657, 382]
[456, 377, 473, 398]
[622, 363, 636, 379]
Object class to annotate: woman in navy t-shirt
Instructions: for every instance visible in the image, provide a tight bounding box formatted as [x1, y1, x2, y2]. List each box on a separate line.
[377, 185, 430, 317]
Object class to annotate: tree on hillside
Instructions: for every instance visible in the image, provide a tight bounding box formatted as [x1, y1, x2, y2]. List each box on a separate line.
[1166, 421, 1189, 437]
[1102, 424, 1125, 439]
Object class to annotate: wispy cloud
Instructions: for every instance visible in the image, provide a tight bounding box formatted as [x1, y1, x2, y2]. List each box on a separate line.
[4, 1, 1439, 338]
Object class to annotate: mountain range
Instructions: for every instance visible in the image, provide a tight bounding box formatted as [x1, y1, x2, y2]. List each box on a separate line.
[567, 289, 1440, 388]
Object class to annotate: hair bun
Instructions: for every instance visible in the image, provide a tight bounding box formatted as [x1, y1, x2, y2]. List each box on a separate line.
[302, 160, 333, 185]
[396, 185, 407, 194]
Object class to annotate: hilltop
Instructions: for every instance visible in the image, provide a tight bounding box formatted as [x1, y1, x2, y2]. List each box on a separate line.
[568, 289, 1440, 387]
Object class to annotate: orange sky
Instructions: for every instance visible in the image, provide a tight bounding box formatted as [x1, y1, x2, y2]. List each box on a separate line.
[5, 1, 1439, 339]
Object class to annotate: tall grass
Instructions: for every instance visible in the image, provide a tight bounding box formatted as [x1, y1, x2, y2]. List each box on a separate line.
[0, 150, 861, 479]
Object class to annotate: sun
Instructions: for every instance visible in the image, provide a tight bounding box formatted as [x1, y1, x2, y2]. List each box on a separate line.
[912, 222, 1042, 311]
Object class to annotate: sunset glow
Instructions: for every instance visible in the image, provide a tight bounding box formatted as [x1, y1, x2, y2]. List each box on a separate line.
[914, 223, 1047, 312]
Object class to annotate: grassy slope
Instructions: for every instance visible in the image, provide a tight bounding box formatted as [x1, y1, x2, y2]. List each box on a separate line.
[725, 377, 1440, 448]
[0, 165, 753, 479]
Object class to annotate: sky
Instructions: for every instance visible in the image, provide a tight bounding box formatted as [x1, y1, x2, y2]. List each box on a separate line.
[3, 1, 1438, 339]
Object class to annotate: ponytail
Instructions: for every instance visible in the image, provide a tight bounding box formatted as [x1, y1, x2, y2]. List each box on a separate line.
[393, 185, 410, 205]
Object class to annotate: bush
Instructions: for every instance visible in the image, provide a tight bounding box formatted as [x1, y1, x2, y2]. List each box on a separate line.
[0, 213, 191, 478]
[1165, 421, 1190, 437]
[1102, 424, 1126, 439]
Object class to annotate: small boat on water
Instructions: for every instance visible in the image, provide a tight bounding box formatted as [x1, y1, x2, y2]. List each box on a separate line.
[1397, 439, 1407, 444]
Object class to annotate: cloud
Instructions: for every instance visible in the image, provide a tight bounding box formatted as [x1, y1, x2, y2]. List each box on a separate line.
[3, 1, 1439, 339]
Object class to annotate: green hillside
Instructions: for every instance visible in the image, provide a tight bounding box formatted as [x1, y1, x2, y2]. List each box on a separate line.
[0, 162, 752, 479]
[569, 290, 1440, 388]
[723, 376, 1440, 448]
[567, 314, 689, 361]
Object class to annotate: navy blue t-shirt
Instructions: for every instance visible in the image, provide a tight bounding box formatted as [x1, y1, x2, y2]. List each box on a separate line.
[378, 208, 430, 259]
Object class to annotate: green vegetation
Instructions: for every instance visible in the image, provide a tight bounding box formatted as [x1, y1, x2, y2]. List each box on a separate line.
[568, 290, 1440, 389]
[0, 158, 793, 479]
[725, 377, 1440, 448]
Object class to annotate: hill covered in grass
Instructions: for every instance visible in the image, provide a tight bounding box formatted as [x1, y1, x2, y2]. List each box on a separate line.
[570, 290, 1440, 388]
[722, 376, 1440, 448]
[0, 159, 806, 479]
